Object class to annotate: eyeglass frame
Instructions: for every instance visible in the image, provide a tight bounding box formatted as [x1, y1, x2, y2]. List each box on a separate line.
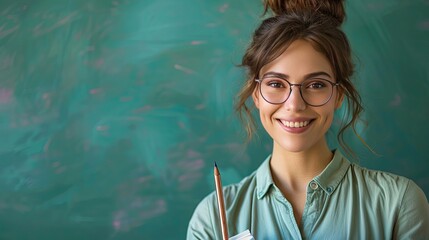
[254, 77, 341, 107]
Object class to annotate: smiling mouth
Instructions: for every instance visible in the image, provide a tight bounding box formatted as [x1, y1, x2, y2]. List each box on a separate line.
[278, 119, 312, 128]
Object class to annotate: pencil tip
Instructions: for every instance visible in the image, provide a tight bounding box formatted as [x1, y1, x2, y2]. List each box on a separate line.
[214, 161, 217, 168]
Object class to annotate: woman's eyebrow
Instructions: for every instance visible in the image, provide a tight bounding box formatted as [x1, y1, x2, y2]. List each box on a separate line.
[261, 71, 332, 80]
[304, 71, 332, 79]
[261, 71, 289, 79]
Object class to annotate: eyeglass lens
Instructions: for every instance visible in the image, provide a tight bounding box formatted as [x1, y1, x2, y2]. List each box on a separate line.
[259, 77, 335, 106]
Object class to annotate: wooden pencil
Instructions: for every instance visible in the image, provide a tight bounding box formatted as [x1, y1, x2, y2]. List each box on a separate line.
[214, 162, 229, 240]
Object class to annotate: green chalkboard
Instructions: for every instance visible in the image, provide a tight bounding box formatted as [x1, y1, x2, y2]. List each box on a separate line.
[0, 0, 428, 239]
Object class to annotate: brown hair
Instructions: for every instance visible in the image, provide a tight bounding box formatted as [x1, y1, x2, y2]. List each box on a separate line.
[236, 0, 368, 157]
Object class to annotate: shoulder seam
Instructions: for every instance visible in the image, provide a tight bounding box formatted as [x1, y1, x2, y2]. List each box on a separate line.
[397, 178, 411, 216]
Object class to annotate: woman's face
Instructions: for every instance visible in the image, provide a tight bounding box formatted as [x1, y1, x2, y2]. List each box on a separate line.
[253, 39, 343, 154]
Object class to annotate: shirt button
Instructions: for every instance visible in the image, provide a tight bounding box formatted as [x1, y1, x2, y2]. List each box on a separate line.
[310, 181, 319, 190]
[327, 187, 333, 193]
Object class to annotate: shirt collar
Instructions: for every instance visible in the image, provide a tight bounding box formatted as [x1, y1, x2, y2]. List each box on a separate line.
[255, 150, 351, 199]
[255, 155, 275, 199]
[313, 150, 350, 195]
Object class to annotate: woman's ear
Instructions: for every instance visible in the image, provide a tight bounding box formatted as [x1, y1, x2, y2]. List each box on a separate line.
[252, 87, 260, 109]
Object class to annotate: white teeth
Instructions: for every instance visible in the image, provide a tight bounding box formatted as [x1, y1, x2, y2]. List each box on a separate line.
[281, 120, 309, 128]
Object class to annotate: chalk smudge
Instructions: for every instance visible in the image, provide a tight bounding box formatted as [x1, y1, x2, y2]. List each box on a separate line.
[174, 64, 194, 74]
[33, 11, 79, 36]
[390, 94, 401, 107]
[0, 88, 13, 104]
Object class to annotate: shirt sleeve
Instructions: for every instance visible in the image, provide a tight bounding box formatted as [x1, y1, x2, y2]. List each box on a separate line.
[186, 193, 219, 240]
[393, 179, 429, 239]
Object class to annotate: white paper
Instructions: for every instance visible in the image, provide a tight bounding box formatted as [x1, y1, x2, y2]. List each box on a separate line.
[229, 229, 254, 240]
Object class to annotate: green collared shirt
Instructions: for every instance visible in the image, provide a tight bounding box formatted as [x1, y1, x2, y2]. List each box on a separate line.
[187, 150, 429, 239]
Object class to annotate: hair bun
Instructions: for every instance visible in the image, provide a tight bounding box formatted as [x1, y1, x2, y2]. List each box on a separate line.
[263, 0, 346, 24]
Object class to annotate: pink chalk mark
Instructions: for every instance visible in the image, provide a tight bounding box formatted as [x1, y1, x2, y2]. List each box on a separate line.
[113, 220, 121, 230]
[189, 159, 204, 171]
[33, 11, 79, 36]
[178, 172, 203, 190]
[55, 166, 66, 174]
[136, 176, 152, 183]
[390, 94, 401, 107]
[195, 104, 205, 110]
[95, 58, 104, 68]
[0, 53, 15, 69]
[42, 93, 50, 99]
[0, 88, 12, 104]
[174, 64, 194, 74]
[177, 158, 204, 171]
[186, 149, 201, 158]
[44, 139, 51, 152]
[139, 199, 167, 220]
[219, 3, 229, 13]
[134, 105, 152, 113]
[13, 204, 31, 212]
[120, 96, 132, 102]
[178, 121, 186, 129]
[178, 173, 199, 182]
[418, 20, 429, 30]
[96, 125, 109, 131]
[52, 161, 60, 167]
[79, 46, 95, 55]
[42, 93, 51, 107]
[191, 40, 205, 45]
[0, 25, 19, 39]
[194, 159, 204, 168]
[21, 119, 30, 126]
[90, 88, 103, 94]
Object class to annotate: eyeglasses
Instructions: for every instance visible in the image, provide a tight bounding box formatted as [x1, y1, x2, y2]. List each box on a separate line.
[255, 76, 340, 107]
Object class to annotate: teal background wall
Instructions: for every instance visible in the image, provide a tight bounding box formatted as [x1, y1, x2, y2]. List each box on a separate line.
[0, 0, 428, 239]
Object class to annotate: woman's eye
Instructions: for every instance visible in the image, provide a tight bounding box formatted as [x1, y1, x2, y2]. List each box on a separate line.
[265, 78, 286, 88]
[268, 82, 284, 88]
[307, 81, 326, 89]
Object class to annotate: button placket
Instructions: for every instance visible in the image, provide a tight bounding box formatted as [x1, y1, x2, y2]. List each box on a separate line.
[303, 181, 322, 235]
[310, 181, 319, 190]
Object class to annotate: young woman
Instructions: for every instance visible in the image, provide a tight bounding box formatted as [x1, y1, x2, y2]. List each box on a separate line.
[187, 0, 429, 239]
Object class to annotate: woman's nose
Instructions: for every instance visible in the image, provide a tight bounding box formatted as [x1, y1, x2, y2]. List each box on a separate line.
[283, 86, 306, 111]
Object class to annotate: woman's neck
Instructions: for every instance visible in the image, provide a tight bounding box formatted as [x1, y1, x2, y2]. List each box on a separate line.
[269, 140, 333, 190]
